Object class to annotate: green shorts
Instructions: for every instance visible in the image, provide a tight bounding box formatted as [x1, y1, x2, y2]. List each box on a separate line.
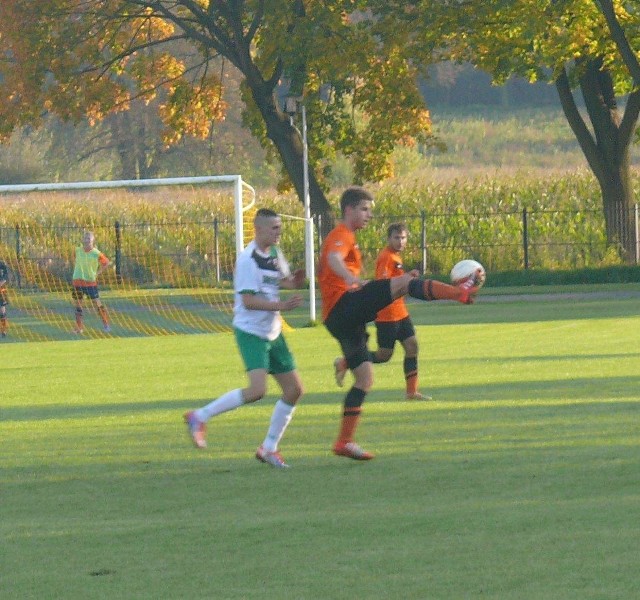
[234, 328, 296, 374]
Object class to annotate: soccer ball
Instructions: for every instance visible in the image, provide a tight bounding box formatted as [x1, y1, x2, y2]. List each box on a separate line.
[450, 259, 486, 288]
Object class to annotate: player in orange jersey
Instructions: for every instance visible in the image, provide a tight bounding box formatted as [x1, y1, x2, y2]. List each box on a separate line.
[319, 186, 482, 461]
[333, 223, 431, 399]
[371, 222, 431, 400]
[0, 260, 9, 337]
[71, 231, 111, 334]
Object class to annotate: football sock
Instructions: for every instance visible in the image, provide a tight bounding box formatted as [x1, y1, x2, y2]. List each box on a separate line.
[98, 305, 109, 326]
[0, 315, 7, 334]
[404, 356, 418, 396]
[196, 388, 244, 422]
[337, 386, 367, 444]
[262, 399, 295, 452]
[75, 307, 83, 330]
[408, 278, 469, 303]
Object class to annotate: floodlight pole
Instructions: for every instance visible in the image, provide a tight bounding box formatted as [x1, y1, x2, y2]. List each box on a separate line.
[286, 96, 316, 323]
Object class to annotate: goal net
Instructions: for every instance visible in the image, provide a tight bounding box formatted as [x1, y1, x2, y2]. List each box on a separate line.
[0, 176, 260, 342]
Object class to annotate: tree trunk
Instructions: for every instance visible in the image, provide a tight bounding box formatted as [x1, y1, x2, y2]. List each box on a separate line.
[110, 112, 137, 180]
[243, 74, 335, 233]
[556, 60, 640, 261]
[597, 161, 635, 258]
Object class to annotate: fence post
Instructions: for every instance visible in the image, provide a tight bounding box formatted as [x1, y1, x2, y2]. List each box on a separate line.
[213, 217, 220, 283]
[420, 210, 427, 274]
[522, 207, 529, 270]
[15, 224, 22, 289]
[114, 221, 122, 283]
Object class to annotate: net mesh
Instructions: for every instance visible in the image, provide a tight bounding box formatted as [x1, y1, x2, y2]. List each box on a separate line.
[0, 181, 268, 342]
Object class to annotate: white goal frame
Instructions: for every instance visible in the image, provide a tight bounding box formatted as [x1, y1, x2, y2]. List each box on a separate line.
[0, 175, 256, 257]
[0, 174, 318, 324]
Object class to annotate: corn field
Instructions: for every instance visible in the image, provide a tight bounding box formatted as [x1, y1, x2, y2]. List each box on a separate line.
[0, 171, 638, 292]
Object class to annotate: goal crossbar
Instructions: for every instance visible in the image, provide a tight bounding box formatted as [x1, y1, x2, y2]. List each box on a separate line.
[0, 175, 256, 257]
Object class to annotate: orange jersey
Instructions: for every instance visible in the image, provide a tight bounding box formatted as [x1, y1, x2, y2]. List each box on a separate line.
[374, 246, 409, 322]
[318, 222, 362, 321]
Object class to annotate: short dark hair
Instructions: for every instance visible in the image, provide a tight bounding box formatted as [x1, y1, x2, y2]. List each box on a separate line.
[340, 186, 373, 216]
[387, 222, 407, 238]
[255, 208, 278, 222]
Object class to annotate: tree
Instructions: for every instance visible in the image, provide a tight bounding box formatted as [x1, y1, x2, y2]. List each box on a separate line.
[0, 1, 432, 221]
[0, 3, 228, 180]
[372, 0, 640, 260]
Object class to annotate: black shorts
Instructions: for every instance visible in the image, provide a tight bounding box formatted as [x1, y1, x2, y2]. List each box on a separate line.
[72, 285, 100, 300]
[375, 316, 416, 350]
[323, 279, 393, 368]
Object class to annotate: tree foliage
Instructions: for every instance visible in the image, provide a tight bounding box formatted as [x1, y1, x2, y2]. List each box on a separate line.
[0, 2, 226, 142]
[370, 0, 640, 259]
[0, 1, 433, 217]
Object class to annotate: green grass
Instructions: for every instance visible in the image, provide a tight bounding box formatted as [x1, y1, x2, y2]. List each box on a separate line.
[2, 292, 640, 599]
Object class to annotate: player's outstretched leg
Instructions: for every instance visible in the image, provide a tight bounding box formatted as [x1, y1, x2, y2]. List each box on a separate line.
[408, 276, 479, 304]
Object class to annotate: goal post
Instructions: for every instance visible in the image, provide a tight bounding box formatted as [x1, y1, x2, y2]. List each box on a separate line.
[0, 175, 261, 342]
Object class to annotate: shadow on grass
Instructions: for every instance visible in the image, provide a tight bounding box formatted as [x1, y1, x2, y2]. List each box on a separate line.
[3, 373, 639, 422]
[369, 375, 640, 404]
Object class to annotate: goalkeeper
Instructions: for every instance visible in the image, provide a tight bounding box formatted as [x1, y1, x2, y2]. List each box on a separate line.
[71, 231, 111, 334]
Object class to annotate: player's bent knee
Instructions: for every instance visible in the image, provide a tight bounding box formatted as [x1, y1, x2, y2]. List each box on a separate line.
[353, 368, 374, 392]
[377, 351, 393, 363]
[403, 340, 418, 355]
[285, 384, 303, 404]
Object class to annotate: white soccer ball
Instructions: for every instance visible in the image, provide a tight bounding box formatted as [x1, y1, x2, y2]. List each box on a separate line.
[450, 259, 486, 288]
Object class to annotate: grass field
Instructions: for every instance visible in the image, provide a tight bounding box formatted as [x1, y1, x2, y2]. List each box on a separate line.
[2, 290, 640, 599]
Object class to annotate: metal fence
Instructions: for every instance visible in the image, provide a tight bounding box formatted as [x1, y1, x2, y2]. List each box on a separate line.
[311, 204, 640, 277]
[1, 205, 638, 290]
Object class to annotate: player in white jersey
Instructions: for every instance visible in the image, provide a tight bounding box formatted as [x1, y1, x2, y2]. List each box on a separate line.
[184, 208, 306, 468]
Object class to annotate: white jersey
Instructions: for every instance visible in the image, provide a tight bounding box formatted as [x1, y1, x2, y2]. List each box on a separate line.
[232, 240, 291, 341]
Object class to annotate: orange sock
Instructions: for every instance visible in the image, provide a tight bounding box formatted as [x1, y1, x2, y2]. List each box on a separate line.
[0, 316, 7, 335]
[406, 372, 418, 396]
[404, 356, 418, 396]
[98, 305, 109, 326]
[336, 387, 367, 445]
[337, 408, 361, 445]
[426, 279, 465, 301]
[409, 278, 472, 302]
